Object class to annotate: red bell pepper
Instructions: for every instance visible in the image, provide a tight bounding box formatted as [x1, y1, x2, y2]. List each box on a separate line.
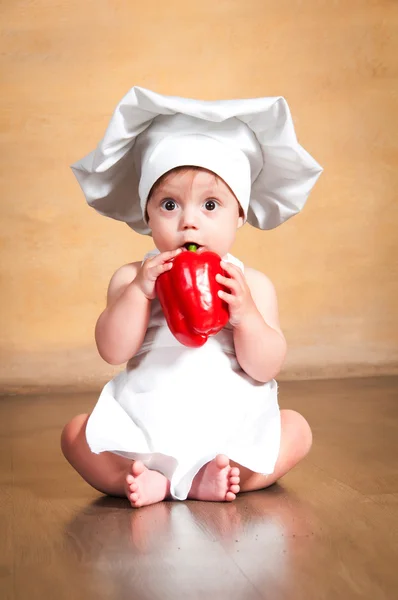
[156, 245, 229, 347]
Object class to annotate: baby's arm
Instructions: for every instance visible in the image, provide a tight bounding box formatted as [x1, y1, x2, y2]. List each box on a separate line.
[95, 249, 182, 365]
[216, 263, 286, 383]
[95, 262, 148, 364]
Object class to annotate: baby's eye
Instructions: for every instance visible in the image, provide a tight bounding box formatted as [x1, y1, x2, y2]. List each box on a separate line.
[161, 198, 177, 211]
[204, 199, 218, 211]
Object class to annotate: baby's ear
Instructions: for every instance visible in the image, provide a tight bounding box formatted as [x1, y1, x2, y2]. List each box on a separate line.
[236, 201, 245, 229]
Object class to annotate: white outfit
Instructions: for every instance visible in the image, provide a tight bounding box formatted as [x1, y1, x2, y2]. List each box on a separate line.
[86, 251, 281, 500]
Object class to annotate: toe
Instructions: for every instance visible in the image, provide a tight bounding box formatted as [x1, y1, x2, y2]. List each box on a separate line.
[230, 467, 240, 477]
[215, 454, 229, 469]
[129, 482, 138, 492]
[230, 484, 240, 494]
[225, 491, 236, 502]
[131, 460, 146, 477]
[230, 476, 240, 485]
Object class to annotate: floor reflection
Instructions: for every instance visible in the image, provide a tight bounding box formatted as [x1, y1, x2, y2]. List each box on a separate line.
[65, 483, 317, 597]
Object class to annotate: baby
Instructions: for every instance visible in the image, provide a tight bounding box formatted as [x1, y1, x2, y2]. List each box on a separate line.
[61, 87, 322, 507]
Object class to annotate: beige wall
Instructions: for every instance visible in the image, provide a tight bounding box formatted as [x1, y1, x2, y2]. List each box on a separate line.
[1, 0, 397, 393]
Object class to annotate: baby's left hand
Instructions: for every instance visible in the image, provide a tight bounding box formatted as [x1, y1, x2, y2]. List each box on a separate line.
[216, 261, 257, 328]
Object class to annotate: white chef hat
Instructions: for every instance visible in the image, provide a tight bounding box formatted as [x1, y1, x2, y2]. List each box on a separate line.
[71, 86, 322, 235]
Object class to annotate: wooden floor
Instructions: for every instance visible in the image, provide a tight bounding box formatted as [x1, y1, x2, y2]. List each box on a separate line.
[1, 376, 397, 600]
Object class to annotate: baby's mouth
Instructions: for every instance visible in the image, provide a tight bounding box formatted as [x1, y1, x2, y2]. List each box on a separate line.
[183, 242, 203, 251]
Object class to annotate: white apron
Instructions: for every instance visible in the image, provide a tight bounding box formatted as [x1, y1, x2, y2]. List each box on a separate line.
[86, 251, 281, 499]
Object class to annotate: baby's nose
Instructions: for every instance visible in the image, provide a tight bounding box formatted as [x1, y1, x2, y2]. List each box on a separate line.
[181, 208, 199, 229]
[183, 222, 198, 230]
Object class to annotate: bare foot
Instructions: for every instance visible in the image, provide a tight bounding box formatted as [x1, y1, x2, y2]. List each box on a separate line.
[125, 461, 170, 508]
[188, 454, 240, 502]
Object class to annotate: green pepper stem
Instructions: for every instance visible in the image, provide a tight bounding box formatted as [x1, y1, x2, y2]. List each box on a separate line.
[187, 244, 198, 252]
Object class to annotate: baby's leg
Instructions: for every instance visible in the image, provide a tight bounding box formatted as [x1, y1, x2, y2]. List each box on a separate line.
[187, 409, 311, 501]
[236, 409, 313, 492]
[61, 414, 170, 507]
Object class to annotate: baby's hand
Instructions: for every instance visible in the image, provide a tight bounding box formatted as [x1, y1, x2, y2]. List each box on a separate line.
[216, 261, 257, 328]
[133, 249, 183, 300]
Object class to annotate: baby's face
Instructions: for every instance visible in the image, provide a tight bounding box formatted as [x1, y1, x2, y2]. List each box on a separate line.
[146, 168, 244, 257]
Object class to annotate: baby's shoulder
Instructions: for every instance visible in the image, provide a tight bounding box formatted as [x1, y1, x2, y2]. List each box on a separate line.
[110, 261, 141, 283]
[106, 261, 141, 305]
[243, 266, 282, 334]
[244, 266, 276, 295]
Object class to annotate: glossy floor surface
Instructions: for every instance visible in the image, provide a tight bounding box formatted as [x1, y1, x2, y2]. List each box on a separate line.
[1, 377, 397, 599]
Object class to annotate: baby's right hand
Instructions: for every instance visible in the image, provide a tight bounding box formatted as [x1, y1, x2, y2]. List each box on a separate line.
[133, 249, 183, 300]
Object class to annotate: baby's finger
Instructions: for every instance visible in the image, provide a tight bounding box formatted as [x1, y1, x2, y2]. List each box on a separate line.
[146, 248, 181, 268]
[217, 289, 236, 304]
[215, 272, 240, 294]
[149, 261, 174, 277]
[158, 248, 183, 263]
[220, 260, 245, 282]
